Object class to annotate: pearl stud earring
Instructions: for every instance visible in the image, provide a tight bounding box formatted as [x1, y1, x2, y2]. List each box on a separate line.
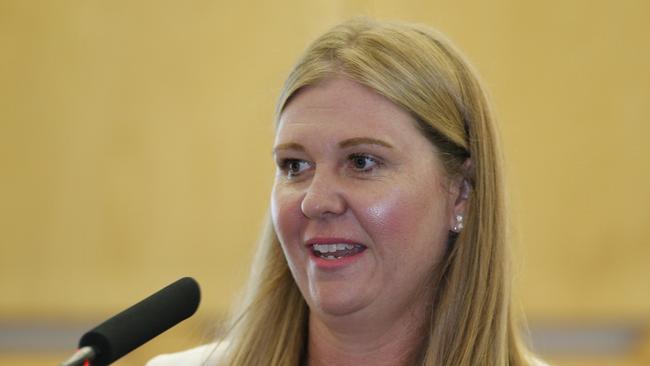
[452, 214, 464, 233]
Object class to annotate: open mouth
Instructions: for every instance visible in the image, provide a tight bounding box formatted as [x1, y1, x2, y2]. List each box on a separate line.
[311, 243, 366, 260]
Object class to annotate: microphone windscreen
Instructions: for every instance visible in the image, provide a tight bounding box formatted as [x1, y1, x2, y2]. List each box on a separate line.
[79, 277, 201, 366]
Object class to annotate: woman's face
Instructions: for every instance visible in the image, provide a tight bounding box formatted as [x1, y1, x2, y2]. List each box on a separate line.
[271, 77, 458, 320]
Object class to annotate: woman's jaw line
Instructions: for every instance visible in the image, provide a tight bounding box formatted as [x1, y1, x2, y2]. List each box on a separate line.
[306, 297, 429, 366]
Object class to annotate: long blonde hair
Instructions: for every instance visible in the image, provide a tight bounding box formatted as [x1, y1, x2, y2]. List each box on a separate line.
[218, 18, 531, 366]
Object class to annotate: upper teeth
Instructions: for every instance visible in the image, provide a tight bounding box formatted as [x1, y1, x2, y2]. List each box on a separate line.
[313, 243, 355, 253]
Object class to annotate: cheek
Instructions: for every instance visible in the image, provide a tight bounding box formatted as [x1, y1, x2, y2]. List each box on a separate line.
[271, 185, 304, 249]
[362, 184, 449, 259]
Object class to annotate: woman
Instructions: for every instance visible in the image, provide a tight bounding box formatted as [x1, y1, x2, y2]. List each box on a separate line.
[149, 18, 544, 366]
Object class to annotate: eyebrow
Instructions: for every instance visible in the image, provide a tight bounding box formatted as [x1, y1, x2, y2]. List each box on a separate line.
[338, 137, 393, 149]
[273, 142, 305, 155]
[272, 137, 393, 155]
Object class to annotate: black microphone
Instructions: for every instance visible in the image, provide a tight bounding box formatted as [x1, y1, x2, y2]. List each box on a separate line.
[60, 277, 201, 366]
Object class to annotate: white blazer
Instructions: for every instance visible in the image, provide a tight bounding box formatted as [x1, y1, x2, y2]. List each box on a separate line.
[146, 343, 225, 366]
[146, 343, 549, 366]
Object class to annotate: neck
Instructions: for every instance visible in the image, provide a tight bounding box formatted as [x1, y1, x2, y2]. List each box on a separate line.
[306, 302, 428, 366]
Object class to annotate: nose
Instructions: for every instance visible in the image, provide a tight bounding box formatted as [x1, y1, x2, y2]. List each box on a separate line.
[300, 171, 347, 219]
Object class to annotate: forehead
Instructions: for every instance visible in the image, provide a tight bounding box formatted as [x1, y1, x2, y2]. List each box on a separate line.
[277, 78, 425, 145]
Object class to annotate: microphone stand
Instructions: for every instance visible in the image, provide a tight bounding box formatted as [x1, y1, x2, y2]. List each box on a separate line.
[60, 346, 96, 366]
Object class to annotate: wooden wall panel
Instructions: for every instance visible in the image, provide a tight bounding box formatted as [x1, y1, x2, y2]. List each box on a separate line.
[1, 0, 648, 363]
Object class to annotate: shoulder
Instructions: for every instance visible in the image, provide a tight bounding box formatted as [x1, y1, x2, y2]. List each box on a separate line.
[530, 355, 551, 366]
[146, 342, 227, 366]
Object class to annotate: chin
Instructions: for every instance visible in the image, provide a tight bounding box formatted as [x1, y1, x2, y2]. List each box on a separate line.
[307, 284, 370, 317]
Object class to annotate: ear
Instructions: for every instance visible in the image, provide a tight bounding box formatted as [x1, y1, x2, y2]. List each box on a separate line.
[449, 159, 472, 233]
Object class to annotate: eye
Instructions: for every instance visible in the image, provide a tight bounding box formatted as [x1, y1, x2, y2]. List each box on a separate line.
[279, 159, 312, 178]
[348, 153, 380, 172]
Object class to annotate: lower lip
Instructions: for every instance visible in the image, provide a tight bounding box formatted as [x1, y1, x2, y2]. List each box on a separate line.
[307, 247, 367, 270]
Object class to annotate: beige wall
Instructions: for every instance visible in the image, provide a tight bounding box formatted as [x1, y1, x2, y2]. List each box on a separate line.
[1, 1, 649, 365]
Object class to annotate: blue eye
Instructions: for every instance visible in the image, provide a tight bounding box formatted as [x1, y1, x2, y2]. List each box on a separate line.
[349, 154, 379, 171]
[281, 159, 311, 177]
